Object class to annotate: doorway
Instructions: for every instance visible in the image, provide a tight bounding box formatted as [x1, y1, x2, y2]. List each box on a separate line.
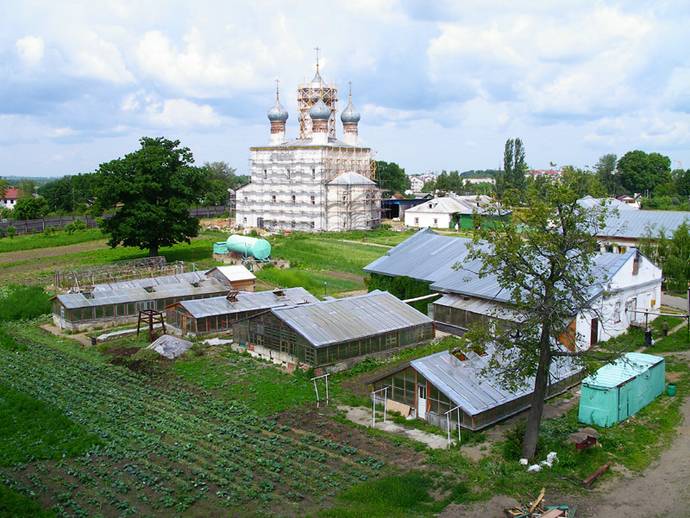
[590, 318, 599, 346]
[417, 384, 427, 420]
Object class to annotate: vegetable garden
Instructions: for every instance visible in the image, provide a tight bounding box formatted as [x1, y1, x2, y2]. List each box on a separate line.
[0, 339, 389, 516]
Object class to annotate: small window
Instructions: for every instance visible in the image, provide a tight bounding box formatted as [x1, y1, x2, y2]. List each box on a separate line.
[414, 217, 419, 225]
[292, 195, 296, 204]
[263, 169, 267, 179]
[433, 218, 438, 226]
[242, 217, 247, 223]
[244, 196, 248, 203]
[312, 168, 316, 179]
[342, 195, 347, 202]
[272, 195, 276, 203]
[310, 221, 315, 229]
[614, 301, 621, 323]
[290, 220, 296, 228]
[632, 253, 640, 275]
[287, 169, 291, 179]
[310, 195, 315, 205]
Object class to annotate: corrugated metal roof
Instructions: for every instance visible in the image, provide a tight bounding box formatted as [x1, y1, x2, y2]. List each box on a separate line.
[364, 229, 474, 283]
[578, 196, 636, 211]
[411, 348, 582, 416]
[272, 290, 432, 348]
[599, 208, 690, 239]
[177, 287, 318, 318]
[434, 294, 524, 322]
[56, 270, 230, 309]
[582, 352, 664, 389]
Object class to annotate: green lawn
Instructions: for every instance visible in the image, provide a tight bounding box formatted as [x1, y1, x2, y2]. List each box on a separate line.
[256, 266, 363, 295]
[0, 228, 104, 254]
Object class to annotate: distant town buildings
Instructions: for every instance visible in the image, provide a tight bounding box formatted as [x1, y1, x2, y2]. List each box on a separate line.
[527, 169, 562, 179]
[235, 56, 381, 232]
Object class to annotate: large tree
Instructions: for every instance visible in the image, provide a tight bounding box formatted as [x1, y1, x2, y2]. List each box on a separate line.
[594, 153, 619, 195]
[617, 150, 671, 195]
[461, 174, 606, 459]
[376, 161, 410, 194]
[94, 137, 208, 257]
[38, 173, 101, 214]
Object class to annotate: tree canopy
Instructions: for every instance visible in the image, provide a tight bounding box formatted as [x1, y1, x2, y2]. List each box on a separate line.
[617, 150, 671, 195]
[14, 196, 49, 220]
[37, 173, 101, 214]
[462, 174, 606, 459]
[376, 161, 410, 194]
[496, 138, 527, 199]
[94, 137, 208, 257]
[200, 161, 248, 206]
[595, 153, 619, 195]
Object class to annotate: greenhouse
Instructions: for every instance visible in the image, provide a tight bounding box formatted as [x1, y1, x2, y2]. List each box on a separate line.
[52, 271, 232, 331]
[233, 290, 434, 368]
[371, 346, 583, 431]
[166, 287, 317, 336]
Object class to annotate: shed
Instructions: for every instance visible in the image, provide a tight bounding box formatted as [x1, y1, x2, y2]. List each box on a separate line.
[578, 352, 665, 427]
[206, 265, 257, 291]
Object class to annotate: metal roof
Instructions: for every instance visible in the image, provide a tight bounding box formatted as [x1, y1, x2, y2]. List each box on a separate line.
[364, 229, 474, 284]
[271, 290, 433, 348]
[208, 265, 256, 282]
[55, 270, 230, 309]
[411, 348, 582, 416]
[600, 209, 690, 239]
[365, 229, 639, 304]
[434, 294, 524, 322]
[328, 172, 376, 186]
[148, 335, 193, 359]
[582, 352, 664, 389]
[176, 287, 318, 318]
[578, 196, 636, 211]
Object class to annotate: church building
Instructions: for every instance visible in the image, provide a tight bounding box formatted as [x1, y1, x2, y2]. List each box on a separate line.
[235, 56, 381, 232]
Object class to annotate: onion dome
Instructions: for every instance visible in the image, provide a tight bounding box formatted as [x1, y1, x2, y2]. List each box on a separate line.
[341, 96, 360, 124]
[309, 98, 331, 120]
[267, 80, 288, 122]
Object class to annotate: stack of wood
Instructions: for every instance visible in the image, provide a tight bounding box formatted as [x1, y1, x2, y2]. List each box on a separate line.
[504, 488, 574, 517]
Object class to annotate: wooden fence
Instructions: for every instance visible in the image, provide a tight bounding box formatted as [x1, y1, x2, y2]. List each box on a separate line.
[0, 206, 228, 236]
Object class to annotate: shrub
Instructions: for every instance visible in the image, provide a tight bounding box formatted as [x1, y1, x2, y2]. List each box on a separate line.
[6, 226, 16, 238]
[0, 285, 51, 321]
[0, 326, 26, 352]
[64, 219, 87, 235]
[0, 227, 5, 238]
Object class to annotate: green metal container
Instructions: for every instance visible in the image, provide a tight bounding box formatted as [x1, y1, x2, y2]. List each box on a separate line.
[213, 241, 228, 254]
[667, 383, 677, 397]
[578, 352, 665, 427]
[225, 235, 271, 261]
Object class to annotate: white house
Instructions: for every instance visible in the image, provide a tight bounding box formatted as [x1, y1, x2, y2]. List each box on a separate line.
[0, 187, 20, 210]
[403, 195, 493, 229]
[365, 229, 663, 351]
[408, 176, 426, 192]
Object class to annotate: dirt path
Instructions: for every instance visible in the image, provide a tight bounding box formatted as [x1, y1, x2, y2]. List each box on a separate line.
[0, 239, 107, 264]
[574, 352, 690, 518]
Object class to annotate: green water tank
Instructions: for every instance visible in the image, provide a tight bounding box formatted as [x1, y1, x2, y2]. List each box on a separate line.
[225, 235, 271, 261]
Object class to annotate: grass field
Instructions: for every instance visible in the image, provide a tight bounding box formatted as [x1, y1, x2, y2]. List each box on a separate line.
[0, 228, 104, 254]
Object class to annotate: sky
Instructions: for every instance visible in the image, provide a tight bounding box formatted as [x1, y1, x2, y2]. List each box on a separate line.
[1, 0, 690, 178]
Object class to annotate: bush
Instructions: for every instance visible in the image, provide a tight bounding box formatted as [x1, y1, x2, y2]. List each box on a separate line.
[64, 219, 87, 235]
[0, 285, 51, 321]
[0, 326, 25, 352]
[0, 227, 5, 238]
[6, 226, 15, 238]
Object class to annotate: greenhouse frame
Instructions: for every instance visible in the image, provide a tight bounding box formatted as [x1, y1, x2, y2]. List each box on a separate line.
[52, 271, 232, 331]
[371, 347, 583, 431]
[233, 290, 435, 368]
[165, 287, 318, 336]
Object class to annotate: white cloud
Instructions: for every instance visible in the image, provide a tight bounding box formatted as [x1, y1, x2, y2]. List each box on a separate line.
[147, 98, 222, 128]
[15, 35, 45, 65]
[68, 32, 134, 84]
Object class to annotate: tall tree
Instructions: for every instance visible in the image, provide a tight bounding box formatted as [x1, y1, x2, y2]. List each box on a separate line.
[461, 174, 606, 459]
[376, 161, 410, 194]
[94, 137, 209, 257]
[0, 178, 7, 199]
[14, 196, 49, 220]
[594, 153, 618, 195]
[501, 138, 527, 196]
[617, 150, 671, 195]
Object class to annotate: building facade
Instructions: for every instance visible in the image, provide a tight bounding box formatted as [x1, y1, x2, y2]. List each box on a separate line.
[236, 61, 381, 232]
[1, 187, 20, 210]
